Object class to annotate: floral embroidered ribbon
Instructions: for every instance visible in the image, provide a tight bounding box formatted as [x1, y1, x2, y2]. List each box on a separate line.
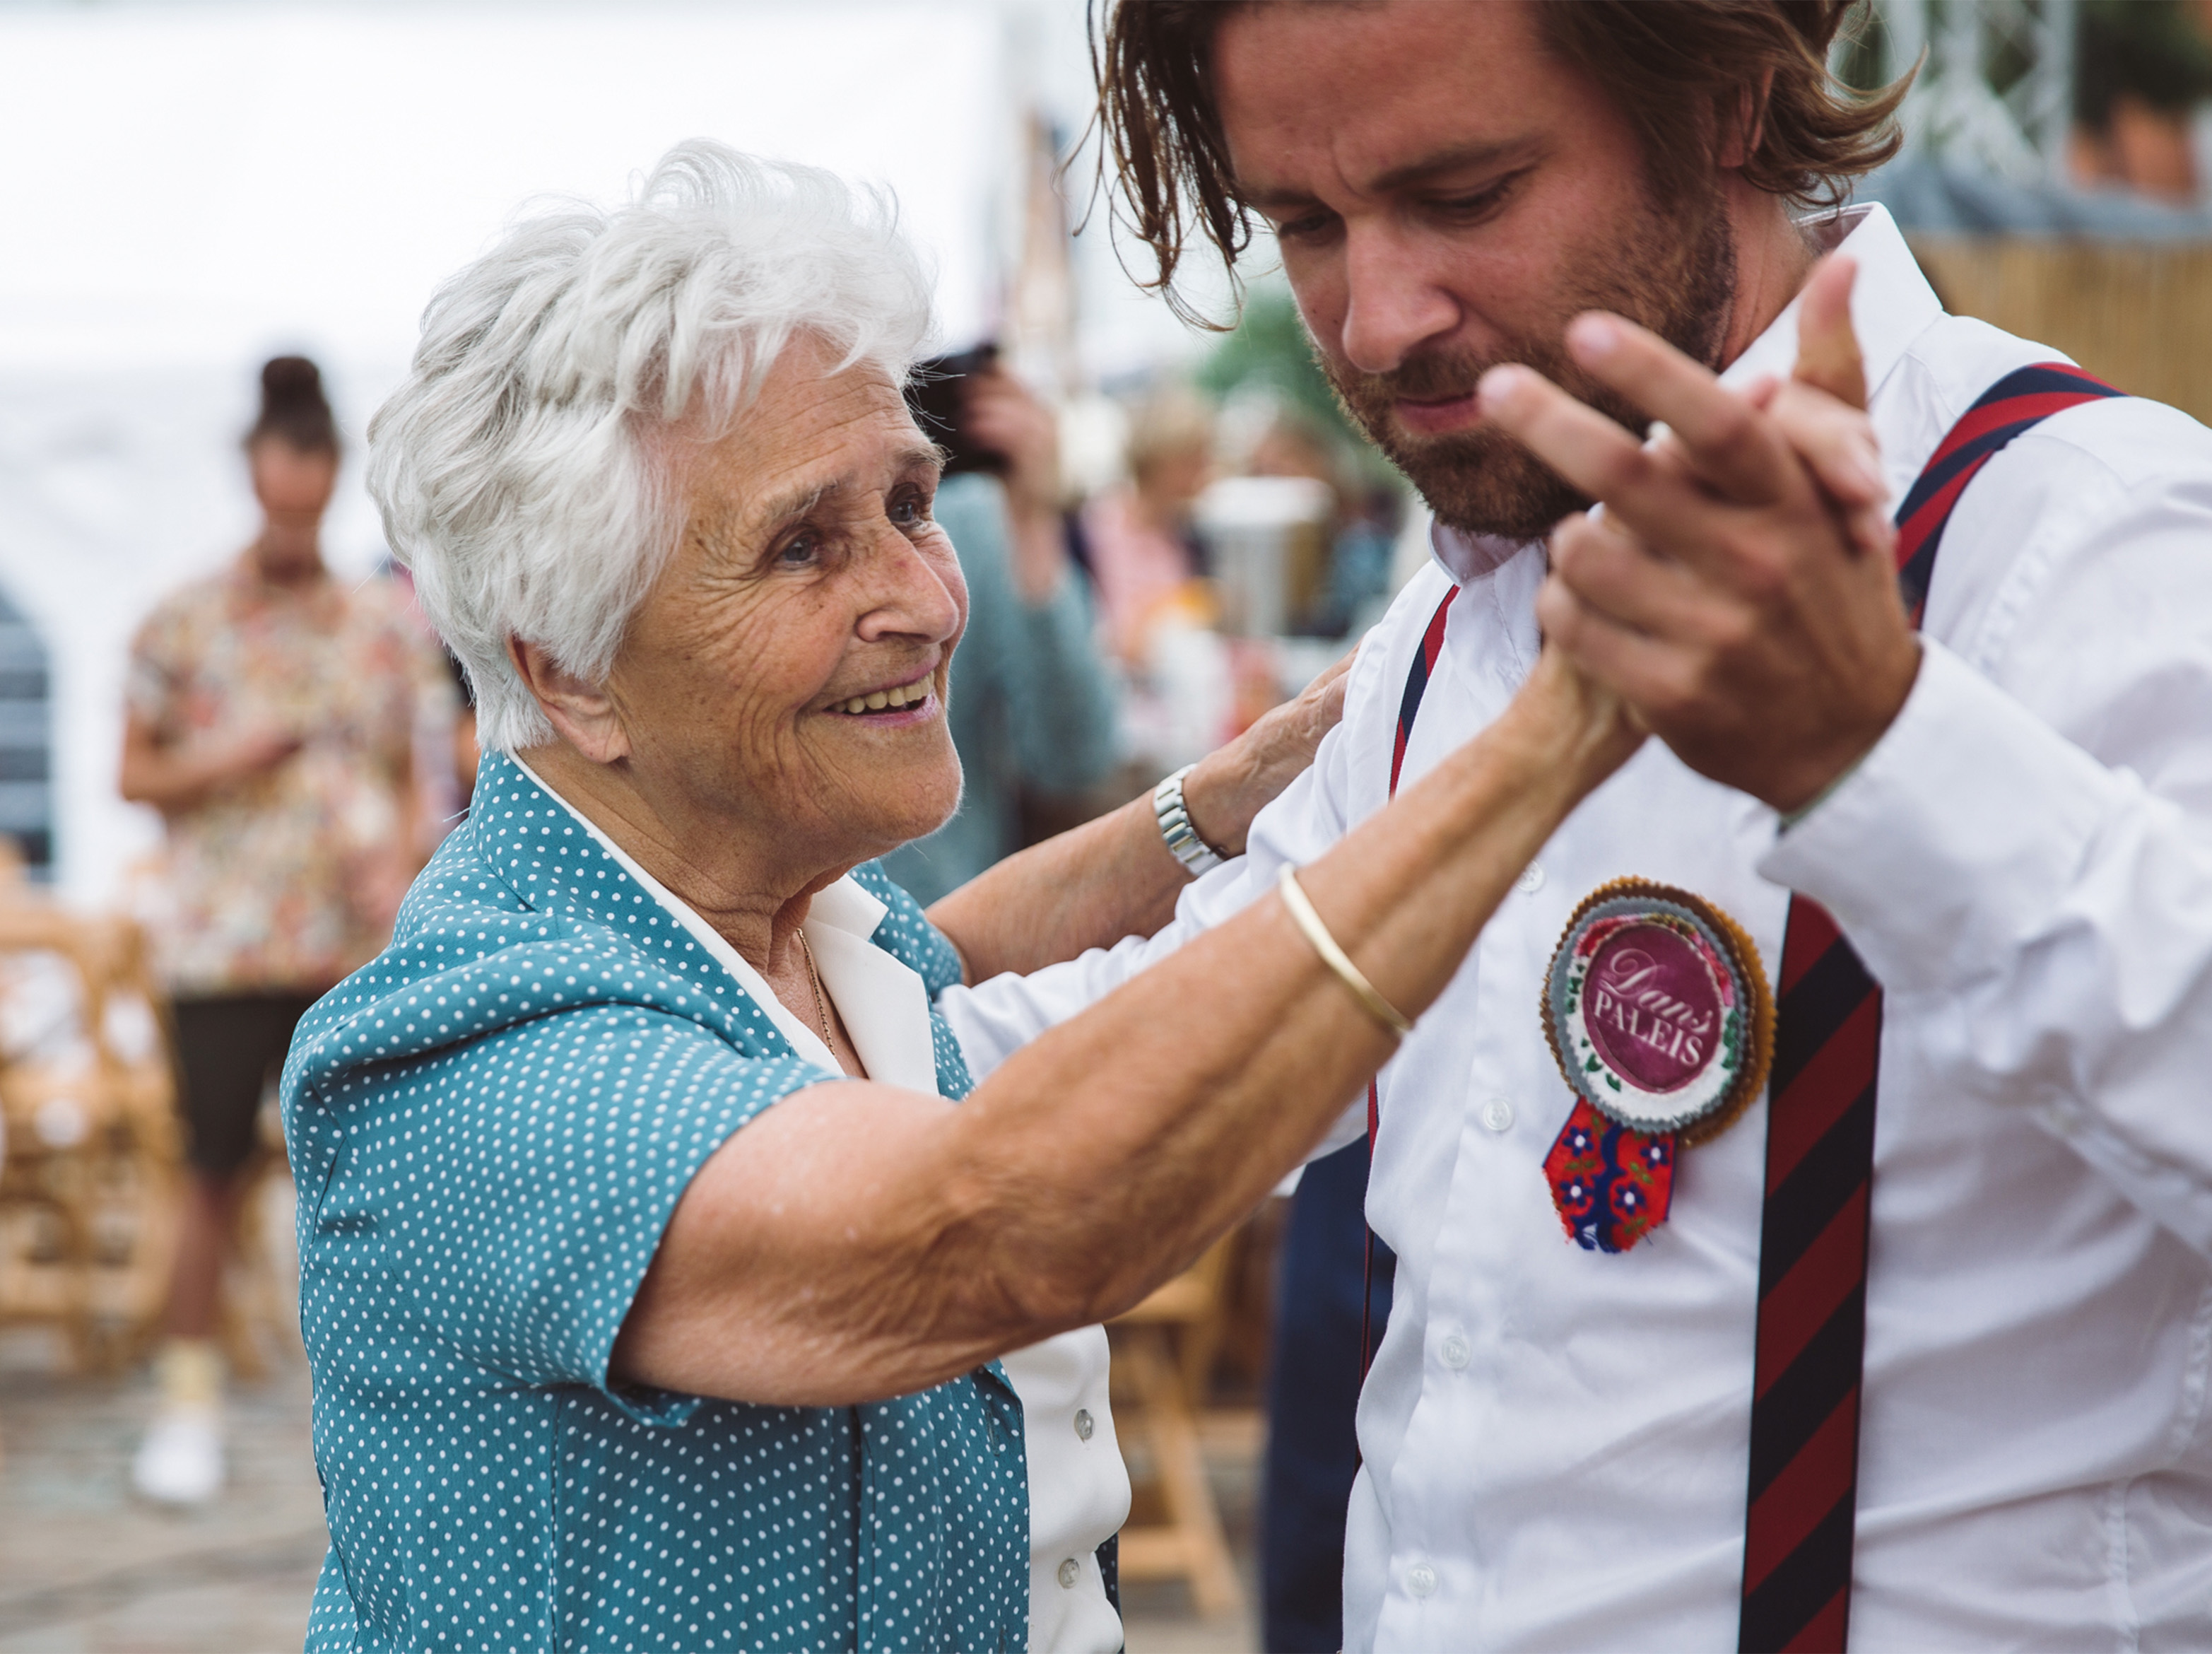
[1543, 1101, 1676, 1253]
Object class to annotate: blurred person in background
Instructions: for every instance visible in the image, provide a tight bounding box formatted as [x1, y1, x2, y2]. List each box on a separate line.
[881, 349, 1117, 905]
[1243, 406, 1398, 636]
[1079, 385, 1215, 664]
[119, 357, 445, 1506]
[2069, 0, 2212, 205]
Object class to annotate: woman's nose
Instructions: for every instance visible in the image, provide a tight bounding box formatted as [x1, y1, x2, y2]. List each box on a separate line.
[856, 527, 965, 646]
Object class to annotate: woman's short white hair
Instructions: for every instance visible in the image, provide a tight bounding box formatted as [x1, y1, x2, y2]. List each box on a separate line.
[368, 140, 935, 752]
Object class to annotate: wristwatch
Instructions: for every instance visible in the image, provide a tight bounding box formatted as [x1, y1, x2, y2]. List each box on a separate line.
[1153, 763, 1228, 876]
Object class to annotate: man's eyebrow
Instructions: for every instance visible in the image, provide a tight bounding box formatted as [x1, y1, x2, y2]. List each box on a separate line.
[1369, 137, 1534, 194]
[1238, 137, 1534, 209]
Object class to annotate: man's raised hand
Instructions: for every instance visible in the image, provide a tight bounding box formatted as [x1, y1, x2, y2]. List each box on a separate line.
[1476, 254, 1920, 815]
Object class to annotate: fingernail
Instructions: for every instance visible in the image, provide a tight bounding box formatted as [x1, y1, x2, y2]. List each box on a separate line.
[1851, 450, 1886, 499]
[1568, 314, 1620, 358]
[1478, 365, 1531, 405]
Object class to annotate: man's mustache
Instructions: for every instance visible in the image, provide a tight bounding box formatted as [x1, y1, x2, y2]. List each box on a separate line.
[1337, 349, 1519, 410]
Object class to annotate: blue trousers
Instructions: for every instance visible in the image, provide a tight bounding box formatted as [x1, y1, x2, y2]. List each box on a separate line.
[1261, 1137, 1394, 1653]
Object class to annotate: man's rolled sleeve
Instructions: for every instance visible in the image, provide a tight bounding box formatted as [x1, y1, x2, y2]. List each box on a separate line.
[1760, 645, 2212, 1254]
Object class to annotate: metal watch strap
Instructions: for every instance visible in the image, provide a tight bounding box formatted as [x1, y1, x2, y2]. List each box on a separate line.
[1153, 763, 1226, 876]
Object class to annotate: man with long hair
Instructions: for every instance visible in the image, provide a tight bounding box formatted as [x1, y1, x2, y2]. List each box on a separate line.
[944, 4, 2212, 1646]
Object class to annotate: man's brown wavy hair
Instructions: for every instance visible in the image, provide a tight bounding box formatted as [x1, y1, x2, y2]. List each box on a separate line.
[1095, 0, 1911, 324]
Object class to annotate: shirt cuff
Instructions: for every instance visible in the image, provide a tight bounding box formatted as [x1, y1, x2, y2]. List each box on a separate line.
[1758, 638, 2114, 995]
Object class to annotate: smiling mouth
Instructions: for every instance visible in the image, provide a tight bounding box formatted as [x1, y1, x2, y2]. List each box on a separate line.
[828, 676, 934, 717]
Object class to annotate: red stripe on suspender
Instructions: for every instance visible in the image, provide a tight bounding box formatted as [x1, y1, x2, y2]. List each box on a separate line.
[1362, 585, 1458, 1381]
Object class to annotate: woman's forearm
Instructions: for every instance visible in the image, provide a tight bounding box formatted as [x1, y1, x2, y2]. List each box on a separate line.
[618, 652, 1636, 1407]
[926, 791, 1186, 982]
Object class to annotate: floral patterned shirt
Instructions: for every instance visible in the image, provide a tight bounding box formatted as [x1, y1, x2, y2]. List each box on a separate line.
[127, 559, 444, 995]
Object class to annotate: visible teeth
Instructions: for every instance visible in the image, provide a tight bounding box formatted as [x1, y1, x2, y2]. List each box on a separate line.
[833, 681, 929, 715]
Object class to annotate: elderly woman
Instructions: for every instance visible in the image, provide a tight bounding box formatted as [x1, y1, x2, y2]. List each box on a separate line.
[287, 142, 1635, 1653]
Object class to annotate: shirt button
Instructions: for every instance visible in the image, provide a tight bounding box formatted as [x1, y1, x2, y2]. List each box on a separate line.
[1406, 1560, 1439, 1598]
[1057, 1556, 1082, 1590]
[1440, 1333, 1472, 1371]
[1073, 1408, 1094, 1442]
[1517, 861, 1546, 895]
[1480, 1096, 1514, 1133]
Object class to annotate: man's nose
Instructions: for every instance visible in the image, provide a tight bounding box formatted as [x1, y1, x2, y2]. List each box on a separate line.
[1339, 224, 1460, 377]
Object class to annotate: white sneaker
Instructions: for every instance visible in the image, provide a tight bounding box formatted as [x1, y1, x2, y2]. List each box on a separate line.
[132, 1407, 224, 1505]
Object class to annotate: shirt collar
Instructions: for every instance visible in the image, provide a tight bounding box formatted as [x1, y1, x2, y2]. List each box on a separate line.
[1429, 202, 1941, 586]
[501, 751, 930, 1087]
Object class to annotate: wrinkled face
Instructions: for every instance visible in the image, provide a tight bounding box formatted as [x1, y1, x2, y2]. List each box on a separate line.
[1214, 0, 1737, 538]
[606, 340, 967, 872]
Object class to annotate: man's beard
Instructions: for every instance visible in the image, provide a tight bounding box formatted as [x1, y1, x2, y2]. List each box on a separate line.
[1324, 192, 1739, 540]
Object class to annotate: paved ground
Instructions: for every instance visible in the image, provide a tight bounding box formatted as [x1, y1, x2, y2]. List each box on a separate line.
[0, 1332, 326, 1653]
[0, 1330, 1262, 1654]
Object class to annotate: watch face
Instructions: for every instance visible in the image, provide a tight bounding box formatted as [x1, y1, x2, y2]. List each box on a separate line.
[1543, 879, 1774, 1144]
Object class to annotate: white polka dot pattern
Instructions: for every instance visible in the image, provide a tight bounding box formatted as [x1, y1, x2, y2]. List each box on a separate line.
[282, 751, 1030, 1652]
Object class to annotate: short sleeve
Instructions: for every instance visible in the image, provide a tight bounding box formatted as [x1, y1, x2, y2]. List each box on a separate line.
[316, 999, 837, 1425]
[124, 600, 187, 729]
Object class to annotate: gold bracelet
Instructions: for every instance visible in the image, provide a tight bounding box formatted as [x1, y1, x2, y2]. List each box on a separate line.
[1276, 864, 1415, 1039]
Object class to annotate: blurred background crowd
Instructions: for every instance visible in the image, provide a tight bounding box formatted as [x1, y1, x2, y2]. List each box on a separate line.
[0, 2, 2209, 1650]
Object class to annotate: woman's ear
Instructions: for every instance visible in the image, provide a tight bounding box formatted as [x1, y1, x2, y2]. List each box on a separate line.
[509, 637, 633, 765]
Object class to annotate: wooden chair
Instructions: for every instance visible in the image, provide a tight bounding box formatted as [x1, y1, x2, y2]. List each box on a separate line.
[0, 898, 183, 1371]
[1107, 1233, 1246, 1617]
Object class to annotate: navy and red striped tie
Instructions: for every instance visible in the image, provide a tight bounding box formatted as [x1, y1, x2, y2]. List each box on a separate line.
[1739, 362, 2119, 1652]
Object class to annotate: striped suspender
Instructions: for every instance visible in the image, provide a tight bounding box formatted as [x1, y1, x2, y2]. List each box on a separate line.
[1739, 360, 2120, 1653]
[1366, 363, 2122, 1649]
[1359, 584, 1458, 1380]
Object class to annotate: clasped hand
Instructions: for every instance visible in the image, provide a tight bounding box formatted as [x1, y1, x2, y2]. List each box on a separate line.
[1477, 255, 1922, 816]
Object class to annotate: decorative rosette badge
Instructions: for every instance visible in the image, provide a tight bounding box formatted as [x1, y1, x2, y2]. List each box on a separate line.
[1539, 879, 1777, 1253]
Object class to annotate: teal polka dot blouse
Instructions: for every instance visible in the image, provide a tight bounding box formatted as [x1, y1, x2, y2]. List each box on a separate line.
[281, 751, 1029, 1651]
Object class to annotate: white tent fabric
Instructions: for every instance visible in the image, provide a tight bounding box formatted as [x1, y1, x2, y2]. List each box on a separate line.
[0, 1, 1027, 907]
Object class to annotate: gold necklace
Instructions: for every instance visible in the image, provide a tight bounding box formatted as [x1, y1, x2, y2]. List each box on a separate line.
[793, 930, 836, 1048]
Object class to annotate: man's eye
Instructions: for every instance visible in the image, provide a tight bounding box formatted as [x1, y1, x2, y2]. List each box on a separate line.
[1275, 211, 1336, 243]
[775, 532, 820, 567]
[888, 496, 926, 527]
[1432, 173, 1522, 224]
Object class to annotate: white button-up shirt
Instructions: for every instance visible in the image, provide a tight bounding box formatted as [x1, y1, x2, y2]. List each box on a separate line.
[943, 204, 2212, 1649]
[519, 765, 1132, 1654]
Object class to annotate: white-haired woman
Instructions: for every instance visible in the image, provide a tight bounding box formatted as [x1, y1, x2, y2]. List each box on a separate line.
[286, 141, 1636, 1652]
